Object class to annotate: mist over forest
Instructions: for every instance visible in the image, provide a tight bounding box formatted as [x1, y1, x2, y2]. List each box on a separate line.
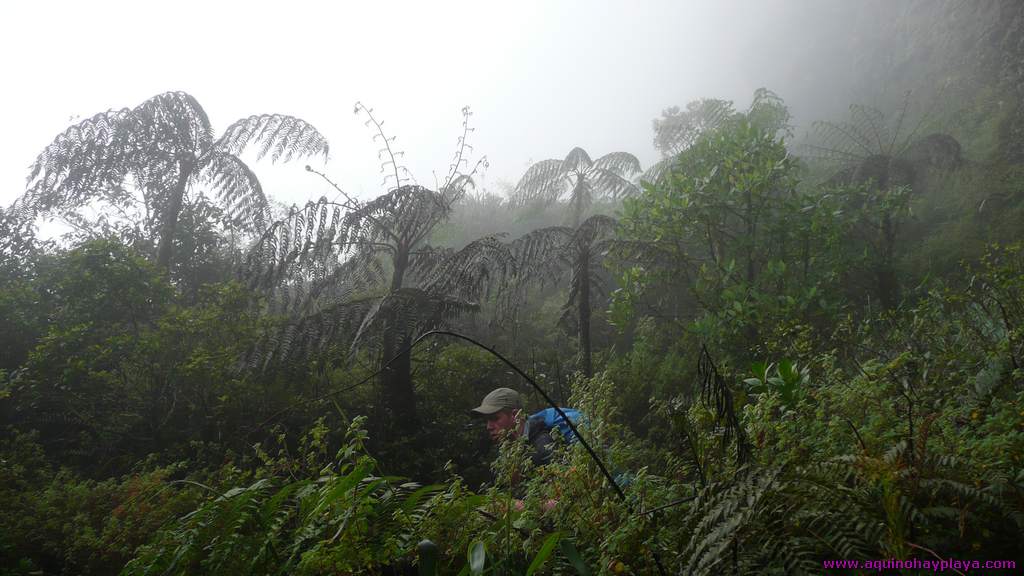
[2, 1, 1023, 574]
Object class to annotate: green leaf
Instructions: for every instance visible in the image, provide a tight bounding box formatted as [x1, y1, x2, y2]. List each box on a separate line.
[468, 541, 486, 575]
[560, 539, 592, 575]
[526, 532, 562, 576]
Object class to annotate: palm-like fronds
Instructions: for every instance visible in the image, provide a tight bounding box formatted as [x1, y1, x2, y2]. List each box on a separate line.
[644, 90, 789, 186]
[511, 147, 640, 226]
[807, 95, 960, 190]
[505, 214, 619, 375]
[243, 105, 505, 407]
[15, 91, 328, 269]
[216, 114, 330, 163]
[652, 98, 736, 158]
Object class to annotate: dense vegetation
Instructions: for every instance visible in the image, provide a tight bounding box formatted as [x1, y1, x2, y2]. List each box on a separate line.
[3, 3, 1024, 574]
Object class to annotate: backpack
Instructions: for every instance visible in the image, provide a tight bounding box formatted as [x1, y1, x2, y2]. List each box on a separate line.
[529, 407, 584, 444]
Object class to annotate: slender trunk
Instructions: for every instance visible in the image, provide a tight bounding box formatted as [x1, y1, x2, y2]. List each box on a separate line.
[382, 247, 417, 436]
[878, 211, 898, 308]
[156, 156, 194, 271]
[578, 248, 592, 378]
[745, 190, 755, 285]
[743, 190, 760, 346]
[802, 230, 810, 285]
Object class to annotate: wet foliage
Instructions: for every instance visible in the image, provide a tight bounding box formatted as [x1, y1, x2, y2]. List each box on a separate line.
[3, 4, 1024, 573]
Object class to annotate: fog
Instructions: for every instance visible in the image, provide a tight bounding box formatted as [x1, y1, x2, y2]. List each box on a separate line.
[1, 0, 893, 212]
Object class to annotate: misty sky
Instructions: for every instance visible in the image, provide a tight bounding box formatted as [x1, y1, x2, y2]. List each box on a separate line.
[1, 0, 865, 213]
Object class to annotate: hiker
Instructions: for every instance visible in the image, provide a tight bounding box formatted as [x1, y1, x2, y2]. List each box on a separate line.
[471, 387, 579, 514]
[470, 387, 557, 466]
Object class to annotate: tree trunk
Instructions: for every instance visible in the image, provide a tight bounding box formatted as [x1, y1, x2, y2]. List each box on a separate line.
[156, 157, 194, 271]
[745, 190, 756, 285]
[578, 249, 592, 378]
[381, 247, 417, 436]
[877, 212, 899, 309]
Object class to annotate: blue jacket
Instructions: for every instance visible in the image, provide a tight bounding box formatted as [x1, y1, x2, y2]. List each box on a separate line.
[523, 408, 582, 466]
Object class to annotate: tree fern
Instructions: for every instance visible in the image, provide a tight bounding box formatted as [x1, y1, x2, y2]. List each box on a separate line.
[16, 91, 328, 271]
[507, 214, 619, 376]
[807, 95, 961, 192]
[512, 147, 640, 227]
[242, 106, 509, 434]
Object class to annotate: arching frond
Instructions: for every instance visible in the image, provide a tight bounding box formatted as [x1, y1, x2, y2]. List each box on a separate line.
[130, 91, 214, 155]
[511, 159, 568, 207]
[23, 92, 214, 219]
[592, 151, 641, 176]
[339, 185, 451, 250]
[639, 157, 677, 187]
[197, 151, 268, 233]
[563, 147, 593, 173]
[567, 178, 594, 220]
[509, 226, 573, 281]
[653, 98, 735, 157]
[440, 173, 476, 202]
[746, 88, 792, 137]
[216, 114, 330, 163]
[588, 167, 638, 199]
[417, 235, 516, 303]
[572, 214, 617, 246]
[244, 197, 347, 291]
[807, 100, 914, 168]
[849, 104, 890, 154]
[341, 288, 480, 357]
[698, 345, 751, 464]
[26, 108, 133, 204]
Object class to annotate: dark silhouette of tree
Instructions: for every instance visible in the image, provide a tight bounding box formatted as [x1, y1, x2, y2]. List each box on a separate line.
[245, 105, 513, 436]
[507, 146, 641, 377]
[15, 91, 329, 271]
[810, 97, 962, 308]
[509, 214, 618, 377]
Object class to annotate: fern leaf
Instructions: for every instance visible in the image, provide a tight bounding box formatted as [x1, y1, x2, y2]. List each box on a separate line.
[216, 114, 329, 163]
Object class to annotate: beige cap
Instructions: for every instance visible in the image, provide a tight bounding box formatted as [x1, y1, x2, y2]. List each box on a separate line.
[470, 387, 522, 416]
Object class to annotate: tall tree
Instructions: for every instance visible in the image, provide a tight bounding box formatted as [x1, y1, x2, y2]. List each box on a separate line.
[511, 147, 640, 227]
[810, 98, 961, 308]
[509, 214, 618, 377]
[15, 91, 329, 271]
[246, 105, 512, 436]
[508, 147, 640, 377]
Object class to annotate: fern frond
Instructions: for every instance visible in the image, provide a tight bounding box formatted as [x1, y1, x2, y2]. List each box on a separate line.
[216, 114, 330, 163]
[592, 151, 641, 176]
[652, 98, 735, 157]
[197, 150, 268, 233]
[563, 147, 594, 173]
[588, 168, 637, 200]
[511, 159, 568, 207]
[698, 345, 751, 464]
[131, 91, 214, 153]
[508, 226, 573, 285]
[638, 157, 677, 187]
[414, 235, 515, 303]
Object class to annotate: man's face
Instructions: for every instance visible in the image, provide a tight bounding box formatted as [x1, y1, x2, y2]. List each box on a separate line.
[485, 409, 519, 443]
